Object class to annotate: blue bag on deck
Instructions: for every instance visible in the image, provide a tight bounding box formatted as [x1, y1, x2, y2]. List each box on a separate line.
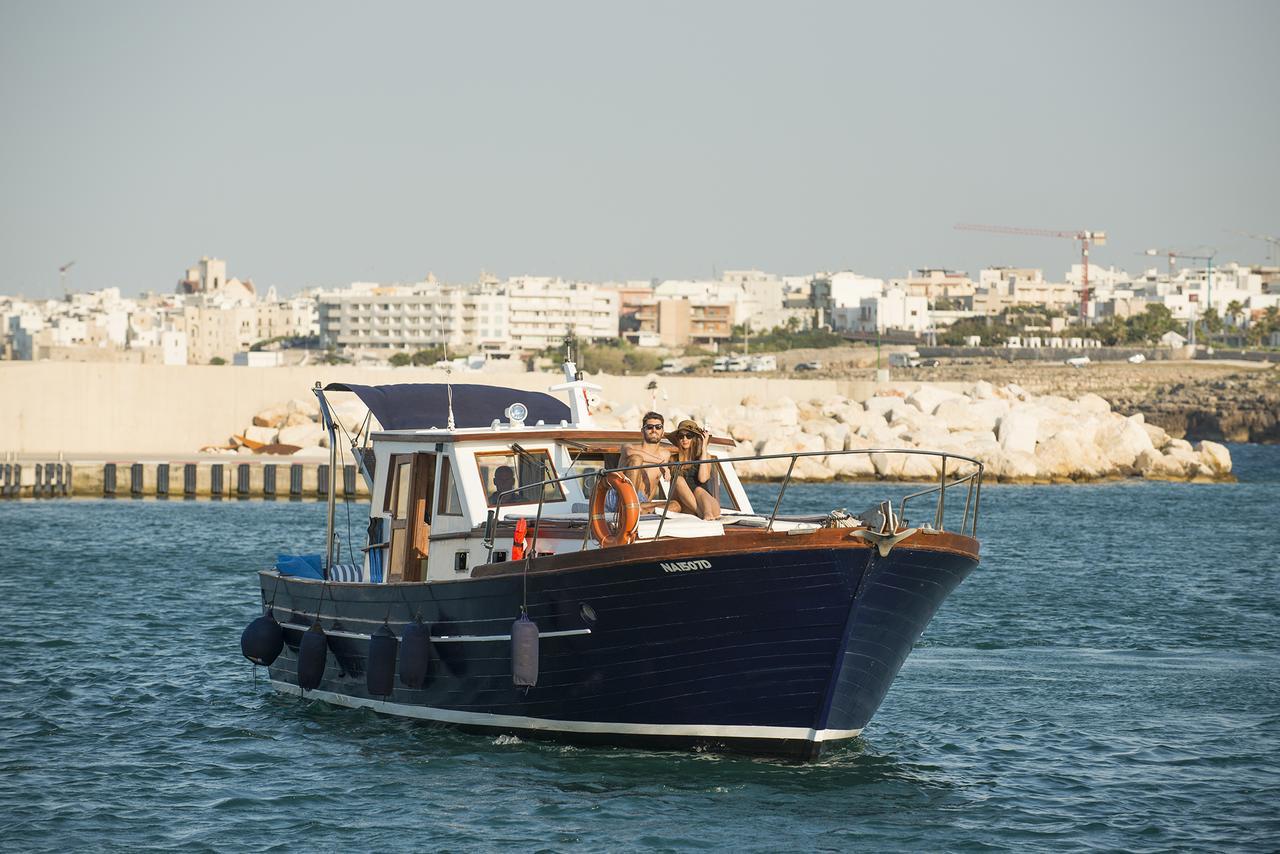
[275, 553, 324, 579]
[367, 518, 385, 584]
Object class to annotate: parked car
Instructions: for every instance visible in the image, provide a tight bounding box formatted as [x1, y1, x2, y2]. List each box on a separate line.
[794, 361, 823, 372]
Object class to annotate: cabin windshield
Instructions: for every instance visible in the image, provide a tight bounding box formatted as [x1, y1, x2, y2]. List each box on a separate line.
[477, 450, 564, 506]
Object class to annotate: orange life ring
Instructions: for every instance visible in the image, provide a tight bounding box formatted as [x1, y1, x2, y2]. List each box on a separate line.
[589, 471, 640, 547]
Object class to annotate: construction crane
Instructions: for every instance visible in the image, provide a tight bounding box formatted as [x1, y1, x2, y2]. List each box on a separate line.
[1145, 247, 1215, 349]
[59, 261, 76, 298]
[1236, 231, 1280, 266]
[955, 223, 1106, 322]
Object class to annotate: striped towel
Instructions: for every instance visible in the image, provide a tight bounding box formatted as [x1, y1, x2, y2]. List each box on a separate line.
[328, 562, 364, 583]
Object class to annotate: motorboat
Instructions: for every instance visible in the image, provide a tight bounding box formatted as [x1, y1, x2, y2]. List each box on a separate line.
[241, 355, 986, 761]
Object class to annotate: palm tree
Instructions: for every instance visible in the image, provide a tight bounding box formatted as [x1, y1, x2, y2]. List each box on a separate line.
[1226, 299, 1244, 329]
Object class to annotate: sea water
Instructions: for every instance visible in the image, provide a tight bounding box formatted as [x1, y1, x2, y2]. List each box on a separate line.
[1, 446, 1277, 851]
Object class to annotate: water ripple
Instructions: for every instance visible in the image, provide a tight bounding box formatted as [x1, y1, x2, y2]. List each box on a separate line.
[0, 446, 1278, 851]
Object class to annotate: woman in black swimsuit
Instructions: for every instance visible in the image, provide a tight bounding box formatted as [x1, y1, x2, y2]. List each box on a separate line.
[666, 419, 721, 520]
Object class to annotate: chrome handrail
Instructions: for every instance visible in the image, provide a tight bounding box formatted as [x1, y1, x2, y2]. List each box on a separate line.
[486, 447, 985, 561]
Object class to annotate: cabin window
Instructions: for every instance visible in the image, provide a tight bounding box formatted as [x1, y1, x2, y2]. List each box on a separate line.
[437, 456, 464, 517]
[565, 451, 621, 497]
[389, 459, 412, 515]
[385, 453, 435, 583]
[476, 450, 564, 507]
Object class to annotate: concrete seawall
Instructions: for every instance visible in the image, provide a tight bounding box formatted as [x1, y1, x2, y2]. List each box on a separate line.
[0, 457, 371, 500]
[1, 362, 960, 456]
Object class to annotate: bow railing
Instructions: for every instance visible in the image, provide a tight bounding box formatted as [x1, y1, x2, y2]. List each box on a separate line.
[485, 447, 984, 564]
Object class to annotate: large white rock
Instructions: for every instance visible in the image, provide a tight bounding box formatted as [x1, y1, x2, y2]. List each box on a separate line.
[287, 397, 321, 417]
[252, 406, 289, 429]
[278, 422, 326, 448]
[760, 398, 799, 427]
[998, 409, 1040, 456]
[1002, 383, 1032, 401]
[871, 450, 939, 480]
[1036, 432, 1088, 480]
[840, 408, 889, 435]
[1141, 447, 1193, 479]
[331, 398, 372, 433]
[1196, 440, 1232, 475]
[863, 396, 909, 421]
[936, 398, 1008, 434]
[793, 457, 834, 481]
[727, 421, 756, 443]
[243, 425, 278, 445]
[816, 422, 852, 452]
[828, 437, 878, 478]
[905, 385, 962, 416]
[1000, 450, 1039, 481]
[1077, 393, 1111, 415]
[970, 380, 997, 399]
[1142, 422, 1171, 450]
[1095, 414, 1155, 471]
[900, 425, 953, 450]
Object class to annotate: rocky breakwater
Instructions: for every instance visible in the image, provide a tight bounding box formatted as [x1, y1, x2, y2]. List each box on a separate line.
[206, 396, 372, 458]
[212, 382, 1233, 484]
[592, 380, 1234, 484]
[1112, 366, 1280, 444]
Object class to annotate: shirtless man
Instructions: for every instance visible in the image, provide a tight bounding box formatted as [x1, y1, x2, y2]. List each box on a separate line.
[621, 411, 670, 508]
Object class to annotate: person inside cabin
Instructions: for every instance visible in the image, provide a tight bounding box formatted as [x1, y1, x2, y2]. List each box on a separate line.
[618, 411, 670, 510]
[489, 465, 517, 504]
[666, 419, 721, 520]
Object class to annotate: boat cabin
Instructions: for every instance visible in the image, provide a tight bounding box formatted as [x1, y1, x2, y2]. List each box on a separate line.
[324, 378, 753, 584]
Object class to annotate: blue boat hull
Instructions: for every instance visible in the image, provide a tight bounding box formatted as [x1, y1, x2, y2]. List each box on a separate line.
[259, 539, 976, 760]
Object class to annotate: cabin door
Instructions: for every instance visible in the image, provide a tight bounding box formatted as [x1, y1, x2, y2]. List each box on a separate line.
[386, 452, 436, 583]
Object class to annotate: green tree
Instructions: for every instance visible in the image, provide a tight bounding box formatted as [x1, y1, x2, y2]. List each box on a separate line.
[1126, 304, 1179, 343]
[411, 347, 447, 366]
[1225, 300, 1245, 329]
[209, 356, 226, 365]
[1198, 307, 1223, 339]
[389, 352, 412, 367]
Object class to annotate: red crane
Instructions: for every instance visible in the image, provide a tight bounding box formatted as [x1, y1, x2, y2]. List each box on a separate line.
[955, 223, 1107, 322]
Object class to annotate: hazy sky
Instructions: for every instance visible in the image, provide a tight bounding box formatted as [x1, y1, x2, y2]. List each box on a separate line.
[2, 1, 1277, 298]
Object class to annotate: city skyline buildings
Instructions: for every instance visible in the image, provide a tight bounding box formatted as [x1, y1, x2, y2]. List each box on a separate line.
[2, 1, 1277, 300]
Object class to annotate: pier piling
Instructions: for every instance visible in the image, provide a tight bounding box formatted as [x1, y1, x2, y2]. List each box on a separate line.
[0, 458, 369, 501]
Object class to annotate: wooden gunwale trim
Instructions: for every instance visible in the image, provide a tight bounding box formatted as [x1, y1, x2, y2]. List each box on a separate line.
[470, 527, 979, 578]
[372, 429, 735, 447]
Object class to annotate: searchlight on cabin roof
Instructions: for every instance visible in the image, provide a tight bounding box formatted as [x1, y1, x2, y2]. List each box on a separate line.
[505, 402, 528, 426]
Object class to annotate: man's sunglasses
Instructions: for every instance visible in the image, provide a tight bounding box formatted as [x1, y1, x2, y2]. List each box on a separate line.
[642, 423, 664, 431]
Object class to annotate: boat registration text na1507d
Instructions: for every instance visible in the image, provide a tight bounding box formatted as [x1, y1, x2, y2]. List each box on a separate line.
[660, 559, 712, 573]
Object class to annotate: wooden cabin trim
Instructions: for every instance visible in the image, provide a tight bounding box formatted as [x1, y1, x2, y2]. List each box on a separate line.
[470, 527, 979, 579]
[372, 429, 736, 447]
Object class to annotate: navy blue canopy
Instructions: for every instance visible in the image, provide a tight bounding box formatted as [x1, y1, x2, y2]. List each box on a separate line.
[324, 383, 571, 430]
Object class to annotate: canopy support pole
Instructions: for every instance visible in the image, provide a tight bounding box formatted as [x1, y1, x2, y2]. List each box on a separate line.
[314, 381, 338, 580]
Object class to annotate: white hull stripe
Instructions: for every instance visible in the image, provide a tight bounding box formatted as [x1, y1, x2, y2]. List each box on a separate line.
[277, 622, 591, 643]
[270, 681, 862, 744]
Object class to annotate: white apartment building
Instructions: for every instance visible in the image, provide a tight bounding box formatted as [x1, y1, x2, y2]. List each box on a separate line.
[971, 267, 1077, 314]
[319, 282, 474, 353]
[181, 299, 259, 364]
[653, 271, 787, 331]
[507, 276, 618, 351]
[832, 284, 930, 334]
[318, 277, 618, 355]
